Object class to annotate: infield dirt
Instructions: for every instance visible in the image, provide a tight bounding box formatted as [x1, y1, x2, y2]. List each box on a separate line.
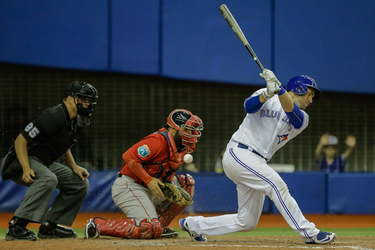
[1, 213, 374, 250]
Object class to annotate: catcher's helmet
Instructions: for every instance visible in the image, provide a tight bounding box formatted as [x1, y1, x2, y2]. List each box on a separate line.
[64, 81, 98, 103]
[286, 75, 321, 101]
[167, 109, 204, 152]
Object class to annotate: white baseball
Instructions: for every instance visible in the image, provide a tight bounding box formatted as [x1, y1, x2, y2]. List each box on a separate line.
[183, 154, 193, 164]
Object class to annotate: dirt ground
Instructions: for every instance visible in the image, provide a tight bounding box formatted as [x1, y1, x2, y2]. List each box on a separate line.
[1, 235, 375, 250]
[1, 213, 375, 250]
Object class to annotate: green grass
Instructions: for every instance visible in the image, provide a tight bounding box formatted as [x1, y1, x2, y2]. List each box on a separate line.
[1, 227, 374, 238]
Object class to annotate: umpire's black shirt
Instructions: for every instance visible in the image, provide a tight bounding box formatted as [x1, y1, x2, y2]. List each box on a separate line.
[20, 103, 82, 166]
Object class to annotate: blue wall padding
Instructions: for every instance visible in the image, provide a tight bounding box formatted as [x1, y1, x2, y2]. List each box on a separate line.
[1, 171, 374, 214]
[0, 181, 29, 212]
[80, 170, 120, 212]
[1, 1, 375, 93]
[0, 0, 108, 71]
[111, 0, 160, 75]
[275, 0, 375, 94]
[162, 0, 271, 85]
[270, 172, 327, 214]
[327, 173, 375, 214]
[191, 174, 238, 213]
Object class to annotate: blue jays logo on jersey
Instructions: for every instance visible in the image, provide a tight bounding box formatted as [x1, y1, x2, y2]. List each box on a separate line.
[277, 134, 289, 144]
[138, 145, 151, 157]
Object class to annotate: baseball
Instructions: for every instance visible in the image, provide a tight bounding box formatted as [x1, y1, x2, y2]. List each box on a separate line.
[183, 154, 193, 164]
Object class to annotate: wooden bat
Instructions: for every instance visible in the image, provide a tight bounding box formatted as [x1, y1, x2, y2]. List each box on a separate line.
[219, 4, 265, 71]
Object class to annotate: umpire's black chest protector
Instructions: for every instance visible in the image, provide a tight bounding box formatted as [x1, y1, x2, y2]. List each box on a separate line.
[25, 103, 82, 166]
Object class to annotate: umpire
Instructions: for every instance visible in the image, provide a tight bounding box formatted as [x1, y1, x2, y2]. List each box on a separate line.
[0, 81, 98, 241]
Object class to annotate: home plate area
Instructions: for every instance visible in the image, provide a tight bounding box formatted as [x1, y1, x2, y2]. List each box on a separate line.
[1, 236, 374, 250]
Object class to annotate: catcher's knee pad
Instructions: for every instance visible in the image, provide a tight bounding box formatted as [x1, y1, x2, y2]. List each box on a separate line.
[176, 174, 195, 198]
[93, 217, 163, 239]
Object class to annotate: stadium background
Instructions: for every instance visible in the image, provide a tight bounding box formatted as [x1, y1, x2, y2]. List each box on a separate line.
[1, 0, 375, 216]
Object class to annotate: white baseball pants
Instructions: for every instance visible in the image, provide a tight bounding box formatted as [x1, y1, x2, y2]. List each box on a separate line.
[185, 140, 319, 243]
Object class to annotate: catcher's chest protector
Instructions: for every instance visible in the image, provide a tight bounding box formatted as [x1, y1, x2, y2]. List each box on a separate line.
[145, 130, 178, 180]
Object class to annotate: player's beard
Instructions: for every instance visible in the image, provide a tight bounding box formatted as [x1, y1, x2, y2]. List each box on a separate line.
[174, 132, 185, 152]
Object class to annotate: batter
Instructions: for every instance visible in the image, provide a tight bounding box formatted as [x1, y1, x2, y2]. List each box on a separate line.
[180, 69, 337, 245]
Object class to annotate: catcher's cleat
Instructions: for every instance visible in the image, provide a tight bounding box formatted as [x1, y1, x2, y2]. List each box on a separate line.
[37, 224, 77, 239]
[305, 231, 337, 244]
[84, 218, 99, 239]
[5, 226, 37, 241]
[161, 227, 179, 238]
[179, 218, 207, 243]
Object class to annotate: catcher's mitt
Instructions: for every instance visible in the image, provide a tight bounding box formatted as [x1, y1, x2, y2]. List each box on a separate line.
[160, 181, 193, 207]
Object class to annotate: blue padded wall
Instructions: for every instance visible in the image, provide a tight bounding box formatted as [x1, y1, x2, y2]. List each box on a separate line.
[0, 180, 29, 212]
[0, 0, 108, 71]
[111, 0, 160, 75]
[0, 171, 374, 214]
[1, 0, 375, 94]
[275, 0, 375, 94]
[191, 174, 237, 213]
[327, 173, 375, 214]
[162, 0, 272, 85]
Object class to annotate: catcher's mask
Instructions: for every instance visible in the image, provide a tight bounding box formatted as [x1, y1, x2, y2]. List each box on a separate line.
[65, 81, 98, 125]
[167, 109, 204, 153]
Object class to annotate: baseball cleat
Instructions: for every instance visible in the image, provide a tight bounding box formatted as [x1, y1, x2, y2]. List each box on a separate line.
[179, 218, 207, 243]
[84, 218, 99, 239]
[305, 231, 337, 244]
[161, 227, 179, 238]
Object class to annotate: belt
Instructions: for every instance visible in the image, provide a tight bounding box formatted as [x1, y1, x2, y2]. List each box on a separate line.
[237, 143, 268, 161]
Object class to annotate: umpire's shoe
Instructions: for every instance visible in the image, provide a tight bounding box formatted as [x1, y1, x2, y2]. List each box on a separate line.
[37, 223, 77, 239]
[6, 226, 37, 241]
[179, 218, 207, 243]
[305, 231, 337, 244]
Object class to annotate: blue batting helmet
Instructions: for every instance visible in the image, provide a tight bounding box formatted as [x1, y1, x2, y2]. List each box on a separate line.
[286, 75, 322, 101]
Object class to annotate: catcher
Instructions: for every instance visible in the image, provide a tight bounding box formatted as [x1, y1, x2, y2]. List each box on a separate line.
[84, 109, 203, 239]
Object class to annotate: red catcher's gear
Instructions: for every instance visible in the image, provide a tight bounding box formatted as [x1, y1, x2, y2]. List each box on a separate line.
[93, 217, 162, 239]
[167, 109, 204, 153]
[157, 174, 195, 227]
[120, 128, 185, 186]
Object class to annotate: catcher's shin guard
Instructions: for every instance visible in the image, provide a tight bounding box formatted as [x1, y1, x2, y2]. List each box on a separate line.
[93, 217, 162, 239]
[157, 174, 195, 228]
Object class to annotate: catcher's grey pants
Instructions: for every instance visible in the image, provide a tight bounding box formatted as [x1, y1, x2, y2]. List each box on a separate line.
[10, 156, 88, 226]
[112, 174, 181, 221]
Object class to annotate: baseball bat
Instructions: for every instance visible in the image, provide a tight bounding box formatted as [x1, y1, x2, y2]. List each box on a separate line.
[219, 4, 264, 71]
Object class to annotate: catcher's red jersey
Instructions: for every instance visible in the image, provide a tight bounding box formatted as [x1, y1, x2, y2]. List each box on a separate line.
[120, 128, 185, 186]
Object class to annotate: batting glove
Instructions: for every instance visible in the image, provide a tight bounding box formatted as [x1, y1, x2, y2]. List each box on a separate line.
[262, 81, 281, 100]
[260, 69, 281, 87]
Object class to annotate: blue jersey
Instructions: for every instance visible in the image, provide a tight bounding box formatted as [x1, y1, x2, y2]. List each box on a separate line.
[316, 155, 347, 173]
